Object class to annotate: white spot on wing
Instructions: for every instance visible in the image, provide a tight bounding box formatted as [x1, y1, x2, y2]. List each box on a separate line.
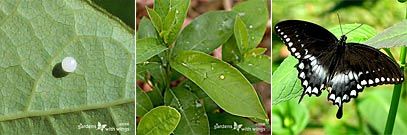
[329, 94, 335, 100]
[298, 63, 304, 69]
[303, 80, 308, 86]
[368, 79, 374, 84]
[300, 72, 305, 79]
[357, 84, 362, 89]
[350, 90, 357, 96]
[288, 42, 293, 46]
[291, 48, 296, 52]
[361, 80, 367, 85]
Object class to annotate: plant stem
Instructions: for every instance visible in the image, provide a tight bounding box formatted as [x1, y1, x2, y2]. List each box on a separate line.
[384, 31, 407, 135]
[384, 3, 407, 134]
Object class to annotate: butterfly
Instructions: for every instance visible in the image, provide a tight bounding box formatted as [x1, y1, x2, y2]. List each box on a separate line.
[274, 20, 404, 119]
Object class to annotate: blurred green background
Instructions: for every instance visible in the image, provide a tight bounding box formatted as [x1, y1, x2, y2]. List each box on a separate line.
[272, 0, 407, 135]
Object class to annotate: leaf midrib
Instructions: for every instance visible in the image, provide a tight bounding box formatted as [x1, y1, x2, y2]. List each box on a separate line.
[0, 98, 133, 121]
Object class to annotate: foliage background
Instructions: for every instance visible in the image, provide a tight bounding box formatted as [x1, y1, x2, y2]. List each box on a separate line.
[136, 0, 271, 134]
[272, 0, 406, 134]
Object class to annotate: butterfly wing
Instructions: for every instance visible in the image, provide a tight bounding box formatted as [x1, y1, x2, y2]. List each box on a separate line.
[275, 20, 339, 101]
[328, 43, 403, 118]
[329, 43, 404, 102]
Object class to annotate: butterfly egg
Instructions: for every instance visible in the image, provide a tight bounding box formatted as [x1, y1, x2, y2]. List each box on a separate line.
[62, 57, 77, 73]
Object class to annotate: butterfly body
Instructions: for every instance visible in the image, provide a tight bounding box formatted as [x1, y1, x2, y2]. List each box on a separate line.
[275, 20, 404, 119]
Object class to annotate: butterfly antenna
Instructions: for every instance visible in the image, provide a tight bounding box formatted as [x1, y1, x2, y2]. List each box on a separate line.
[345, 24, 364, 35]
[337, 13, 344, 35]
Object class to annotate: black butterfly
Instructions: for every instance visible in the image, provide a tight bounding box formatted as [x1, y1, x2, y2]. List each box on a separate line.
[274, 20, 404, 119]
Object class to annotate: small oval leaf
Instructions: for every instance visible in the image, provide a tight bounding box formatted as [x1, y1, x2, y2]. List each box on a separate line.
[136, 106, 181, 135]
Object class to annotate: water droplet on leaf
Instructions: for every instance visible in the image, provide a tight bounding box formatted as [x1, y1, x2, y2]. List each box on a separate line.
[219, 74, 225, 80]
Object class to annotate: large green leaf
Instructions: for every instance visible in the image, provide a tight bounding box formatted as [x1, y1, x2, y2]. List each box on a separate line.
[0, 0, 134, 134]
[136, 106, 181, 135]
[232, 0, 268, 49]
[272, 56, 302, 104]
[365, 20, 407, 48]
[173, 11, 236, 54]
[170, 50, 268, 121]
[329, 24, 376, 43]
[164, 87, 210, 135]
[237, 53, 271, 83]
[136, 86, 153, 117]
[136, 38, 167, 64]
[358, 90, 407, 135]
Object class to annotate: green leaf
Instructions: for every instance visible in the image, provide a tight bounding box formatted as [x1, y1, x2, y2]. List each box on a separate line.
[161, 9, 176, 42]
[146, 7, 163, 33]
[173, 11, 236, 54]
[136, 38, 167, 64]
[137, 17, 159, 39]
[329, 24, 376, 43]
[234, 16, 249, 53]
[136, 62, 164, 81]
[358, 90, 407, 135]
[146, 84, 164, 107]
[233, 0, 268, 49]
[136, 86, 153, 116]
[170, 50, 268, 121]
[272, 56, 302, 105]
[324, 122, 361, 135]
[182, 81, 220, 113]
[153, 0, 170, 17]
[92, 0, 135, 28]
[164, 87, 210, 135]
[237, 53, 271, 83]
[222, 36, 242, 63]
[0, 0, 134, 134]
[156, 0, 190, 45]
[272, 100, 309, 135]
[365, 20, 407, 48]
[136, 106, 181, 135]
[208, 112, 257, 135]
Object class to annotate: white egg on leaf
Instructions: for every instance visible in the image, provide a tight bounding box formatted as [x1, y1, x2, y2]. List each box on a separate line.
[61, 57, 77, 73]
